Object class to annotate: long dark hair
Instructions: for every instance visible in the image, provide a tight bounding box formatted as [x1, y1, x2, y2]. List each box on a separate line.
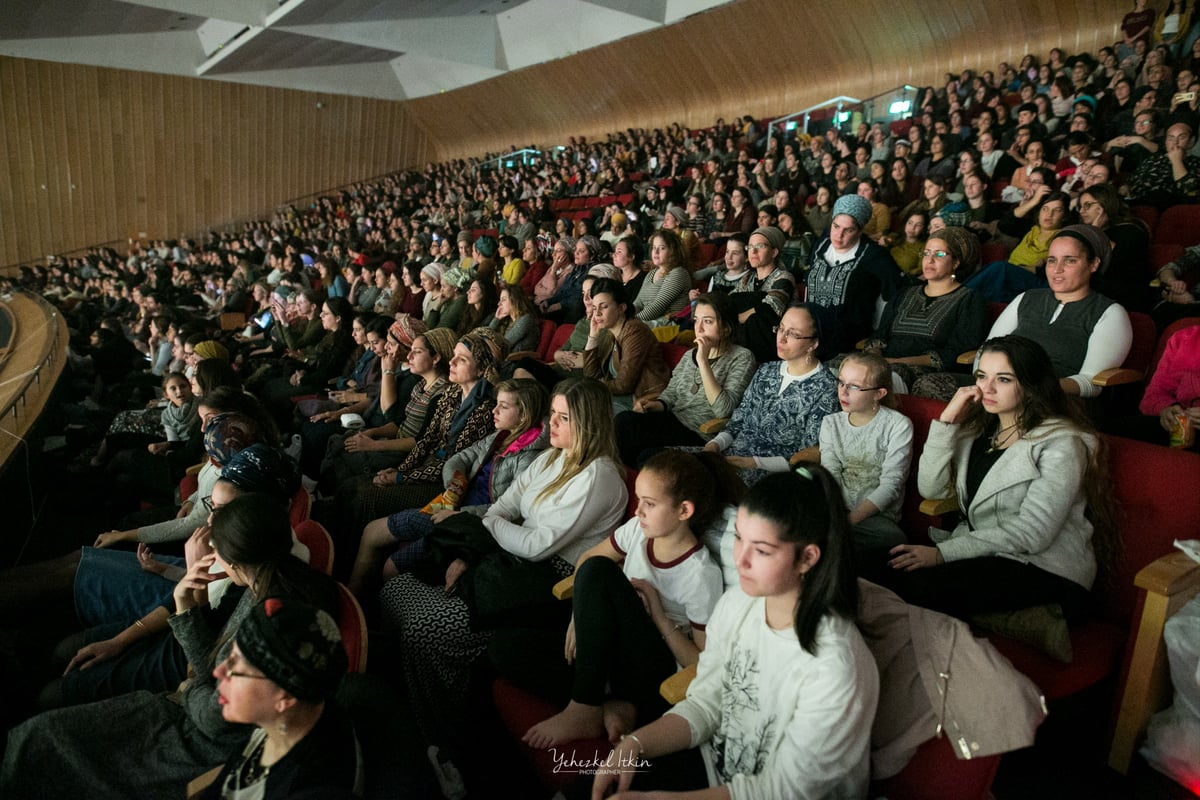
[965, 335, 1119, 580]
[739, 466, 857, 655]
[640, 449, 745, 533]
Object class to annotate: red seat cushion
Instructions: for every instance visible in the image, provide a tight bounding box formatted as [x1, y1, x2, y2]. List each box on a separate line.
[871, 733, 1000, 800]
[989, 619, 1124, 701]
[491, 679, 612, 791]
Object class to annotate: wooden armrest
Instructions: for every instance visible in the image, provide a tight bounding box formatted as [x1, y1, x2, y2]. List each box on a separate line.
[1149, 278, 1161, 288]
[855, 338, 868, 350]
[956, 349, 978, 366]
[507, 350, 540, 362]
[919, 497, 959, 516]
[552, 575, 575, 600]
[184, 462, 204, 476]
[698, 417, 729, 435]
[1092, 368, 1144, 387]
[660, 663, 698, 704]
[219, 312, 247, 331]
[1109, 551, 1200, 774]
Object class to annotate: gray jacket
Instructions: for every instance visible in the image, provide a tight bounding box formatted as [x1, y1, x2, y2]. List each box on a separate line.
[918, 419, 1097, 590]
[441, 425, 550, 516]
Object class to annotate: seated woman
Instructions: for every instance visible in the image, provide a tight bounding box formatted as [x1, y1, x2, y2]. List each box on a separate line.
[582, 278, 671, 413]
[257, 297, 356, 425]
[1125, 323, 1200, 447]
[457, 277, 498, 336]
[518, 236, 550, 298]
[489, 450, 741, 747]
[589, 468, 878, 800]
[497, 234, 526, 287]
[983, 226, 1133, 398]
[632, 229, 692, 324]
[821, 353, 913, 580]
[91, 370, 197, 470]
[898, 175, 950, 225]
[335, 329, 507, 540]
[379, 376, 627, 752]
[964, 190, 1071, 304]
[40, 444, 304, 710]
[613, 235, 647, 300]
[488, 283, 541, 355]
[0, 494, 340, 799]
[395, 261, 425, 317]
[418, 264, 445, 321]
[888, 335, 1116, 624]
[202, 597, 355, 799]
[704, 303, 839, 485]
[804, 185, 835, 237]
[347, 378, 549, 600]
[865, 226, 987, 395]
[614, 292, 757, 466]
[543, 236, 602, 325]
[885, 209, 929, 276]
[729, 226, 799, 362]
[426, 267, 470, 332]
[1076, 182, 1153, 311]
[530, 236, 575, 311]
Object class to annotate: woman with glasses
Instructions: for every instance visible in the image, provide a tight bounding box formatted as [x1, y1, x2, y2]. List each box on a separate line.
[703, 303, 838, 485]
[0, 494, 339, 799]
[863, 227, 987, 396]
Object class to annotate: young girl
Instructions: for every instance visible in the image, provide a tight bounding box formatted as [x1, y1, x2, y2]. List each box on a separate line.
[347, 379, 549, 600]
[590, 467, 879, 798]
[90, 371, 198, 467]
[820, 353, 913, 579]
[490, 450, 742, 748]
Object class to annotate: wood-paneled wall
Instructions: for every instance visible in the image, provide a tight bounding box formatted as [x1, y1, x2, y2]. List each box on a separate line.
[407, 0, 1131, 159]
[0, 56, 432, 270]
[1, 0, 1132, 269]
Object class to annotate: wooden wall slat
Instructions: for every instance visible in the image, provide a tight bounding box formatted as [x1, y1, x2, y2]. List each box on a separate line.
[0, 56, 433, 268]
[1, 0, 1129, 269]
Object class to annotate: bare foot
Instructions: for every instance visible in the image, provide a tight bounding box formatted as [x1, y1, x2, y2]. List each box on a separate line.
[522, 701, 603, 749]
[602, 700, 637, 743]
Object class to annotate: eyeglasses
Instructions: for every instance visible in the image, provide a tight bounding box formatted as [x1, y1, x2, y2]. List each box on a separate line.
[920, 250, 950, 259]
[201, 496, 214, 513]
[1079, 201, 1100, 211]
[747, 243, 773, 251]
[836, 379, 882, 393]
[772, 326, 816, 341]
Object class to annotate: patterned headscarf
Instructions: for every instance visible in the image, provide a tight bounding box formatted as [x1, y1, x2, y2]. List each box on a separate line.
[203, 412, 261, 467]
[220, 443, 300, 500]
[459, 327, 510, 385]
[236, 597, 347, 702]
[389, 314, 427, 357]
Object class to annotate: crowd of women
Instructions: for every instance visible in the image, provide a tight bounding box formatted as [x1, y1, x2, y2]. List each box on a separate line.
[2, 32, 1198, 798]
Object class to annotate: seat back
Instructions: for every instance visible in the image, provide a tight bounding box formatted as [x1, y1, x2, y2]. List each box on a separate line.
[535, 319, 558, 361]
[295, 519, 334, 575]
[288, 486, 311, 528]
[1148, 317, 1200, 382]
[544, 323, 576, 361]
[1155, 204, 1200, 246]
[336, 582, 369, 673]
[1121, 311, 1156, 373]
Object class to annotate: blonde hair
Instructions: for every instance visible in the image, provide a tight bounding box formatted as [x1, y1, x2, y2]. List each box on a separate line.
[841, 352, 900, 410]
[493, 378, 549, 448]
[536, 377, 623, 504]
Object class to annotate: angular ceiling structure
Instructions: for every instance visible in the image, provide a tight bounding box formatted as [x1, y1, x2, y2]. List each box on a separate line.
[0, 0, 734, 100]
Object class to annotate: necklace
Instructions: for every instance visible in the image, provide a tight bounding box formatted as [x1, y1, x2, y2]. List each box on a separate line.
[988, 422, 1021, 453]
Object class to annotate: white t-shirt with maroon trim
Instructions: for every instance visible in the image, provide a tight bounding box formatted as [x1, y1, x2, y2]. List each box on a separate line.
[610, 517, 724, 632]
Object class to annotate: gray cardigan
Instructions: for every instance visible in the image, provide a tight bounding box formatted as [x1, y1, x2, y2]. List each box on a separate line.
[917, 419, 1097, 589]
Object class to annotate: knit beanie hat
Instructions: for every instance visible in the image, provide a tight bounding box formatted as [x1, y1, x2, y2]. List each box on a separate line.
[420, 263, 445, 283]
[750, 226, 785, 251]
[831, 194, 873, 228]
[236, 597, 347, 703]
[1053, 224, 1112, 273]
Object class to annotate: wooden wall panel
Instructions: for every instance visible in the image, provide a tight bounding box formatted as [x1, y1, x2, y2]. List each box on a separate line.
[407, 0, 1130, 159]
[0, 56, 433, 270]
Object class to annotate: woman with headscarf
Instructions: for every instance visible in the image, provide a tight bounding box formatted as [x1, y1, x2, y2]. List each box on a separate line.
[336, 328, 508, 539]
[0, 494, 339, 799]
[863, 226, 988, 395]
[39, 444, 304, 710]
[201, 598, 356, 799]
